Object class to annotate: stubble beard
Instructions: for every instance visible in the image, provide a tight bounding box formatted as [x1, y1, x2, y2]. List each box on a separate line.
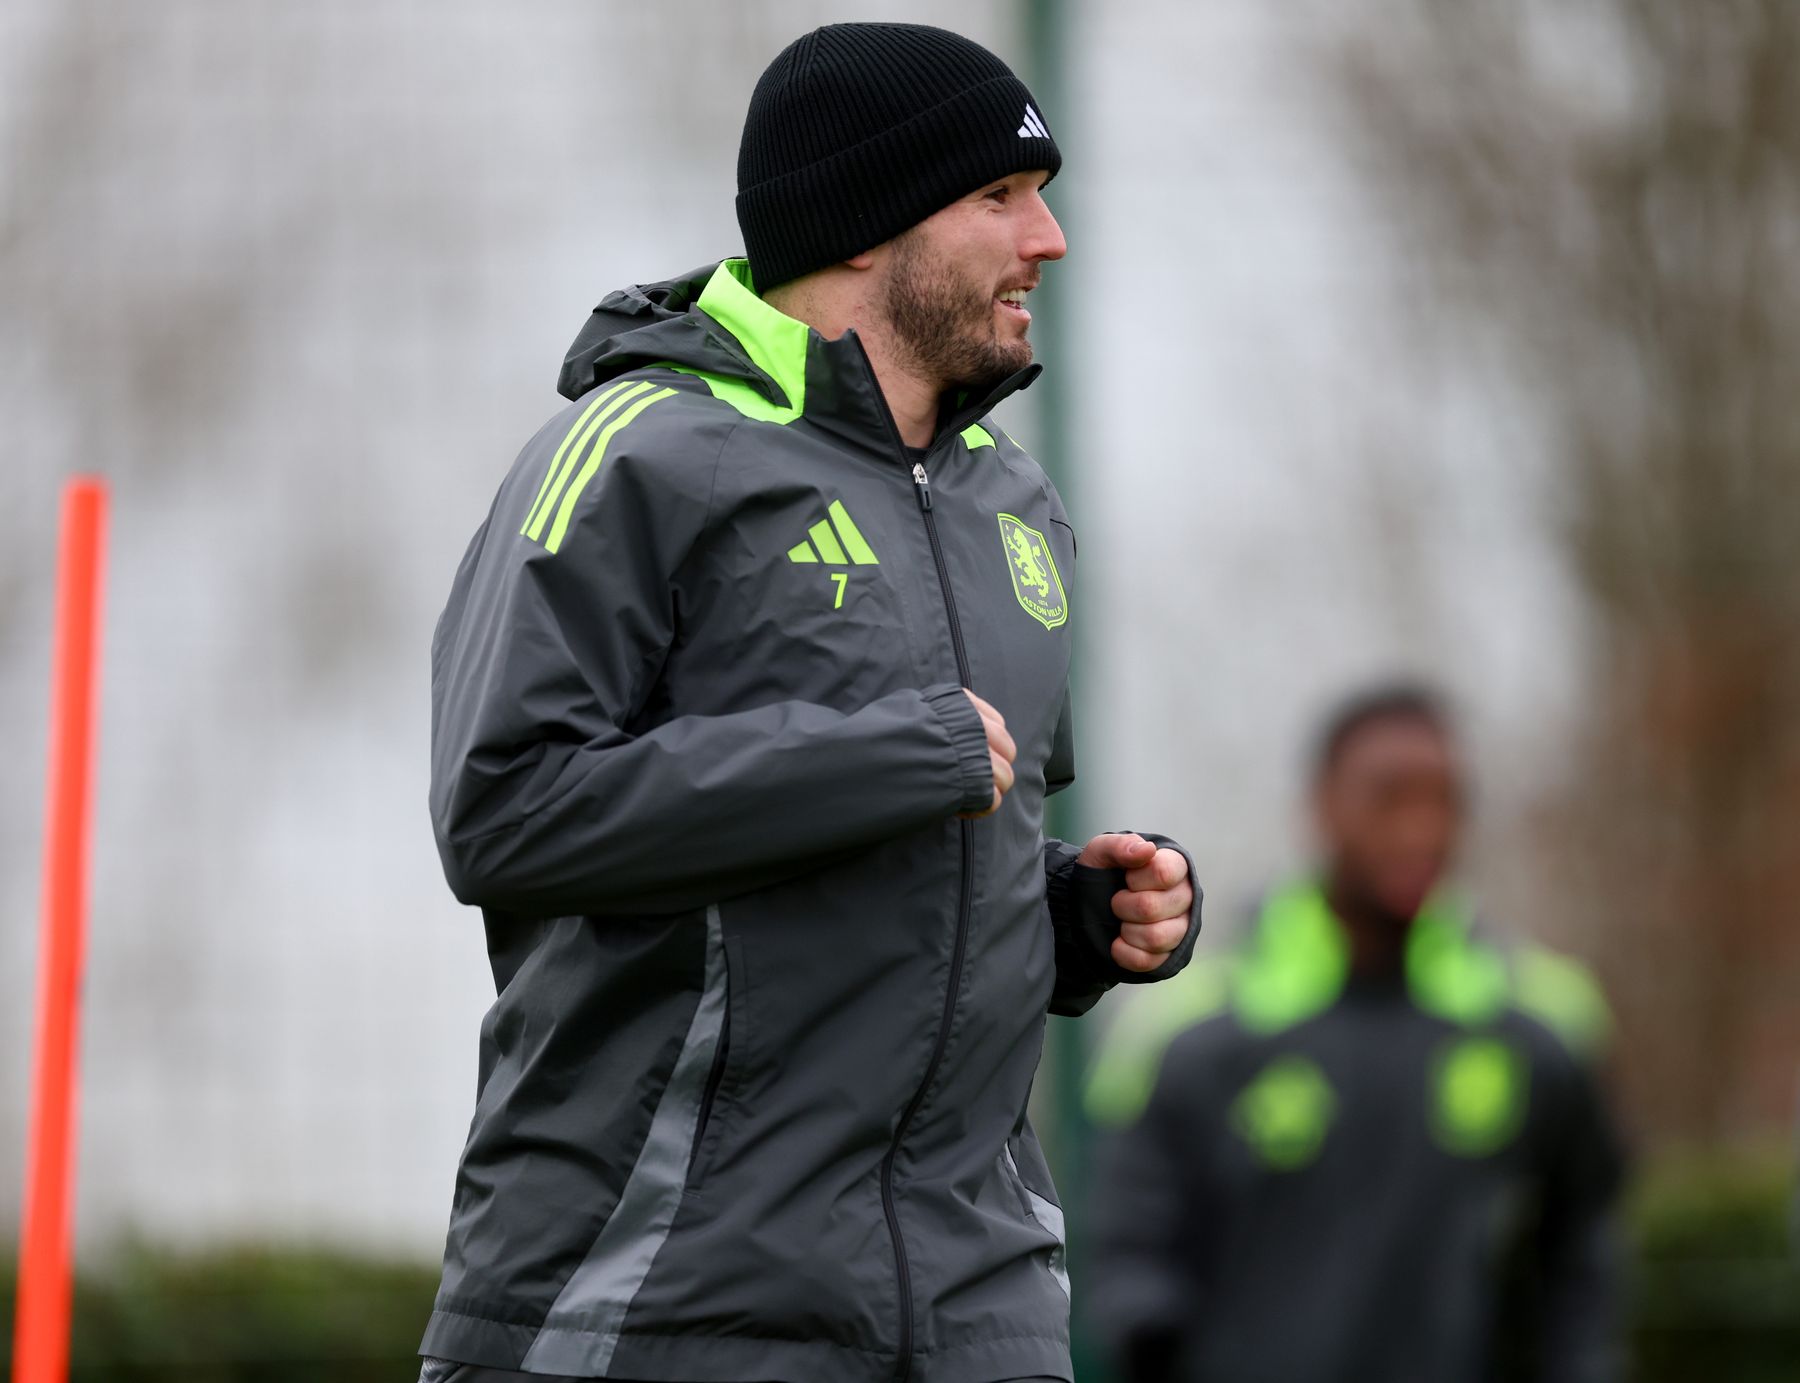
[879, 229, 1033, 400]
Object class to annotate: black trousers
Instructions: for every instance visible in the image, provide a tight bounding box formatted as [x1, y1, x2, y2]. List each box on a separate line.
[422, 1362, 1062, 1383]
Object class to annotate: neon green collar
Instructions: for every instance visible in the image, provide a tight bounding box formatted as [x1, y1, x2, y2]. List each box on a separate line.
[1234, 881, 1506, 1034]
[691, 259, 810, 422]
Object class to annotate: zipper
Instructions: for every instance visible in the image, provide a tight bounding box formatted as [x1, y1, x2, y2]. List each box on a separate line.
[847, 333, 978, 1382]
[909, 463, 973, 686]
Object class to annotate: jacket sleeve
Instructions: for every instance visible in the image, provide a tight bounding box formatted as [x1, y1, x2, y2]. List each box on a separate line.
[1531, 1051, 1629, 1383]
[430, 414, 994, 919]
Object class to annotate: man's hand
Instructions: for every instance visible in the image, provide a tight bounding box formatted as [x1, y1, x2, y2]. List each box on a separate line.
[958, 690, 1016, 818]
[1078, 833, 1194, 973]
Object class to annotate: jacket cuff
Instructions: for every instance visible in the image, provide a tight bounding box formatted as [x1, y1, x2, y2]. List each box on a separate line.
[1044, 838, 1081, 931]
[923, 683, 994, 815]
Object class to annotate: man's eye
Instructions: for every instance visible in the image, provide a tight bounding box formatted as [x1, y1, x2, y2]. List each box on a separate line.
[985, 186, 1008, 202]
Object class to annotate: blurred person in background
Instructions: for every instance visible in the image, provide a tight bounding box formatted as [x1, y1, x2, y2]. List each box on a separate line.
[1083, 684, 1624, 1383]
[419, 21, 1201, 1383]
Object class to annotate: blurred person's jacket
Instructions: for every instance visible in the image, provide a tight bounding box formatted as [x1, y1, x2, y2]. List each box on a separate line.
[1084, 882, 1623, 1383]
[422, 259, 1201, 1382]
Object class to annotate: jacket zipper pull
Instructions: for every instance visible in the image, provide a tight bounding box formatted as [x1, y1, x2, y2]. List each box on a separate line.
[912, 461, 933, 512]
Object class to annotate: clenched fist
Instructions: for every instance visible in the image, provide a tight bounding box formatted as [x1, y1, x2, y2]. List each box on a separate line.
[1078, 833, 1193, 973]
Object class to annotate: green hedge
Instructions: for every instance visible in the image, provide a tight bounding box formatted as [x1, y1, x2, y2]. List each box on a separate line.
[0, 1246, 438, 1382]
[1, 1150, 1794, 1381]
[1629, 1147, 1800, 1383]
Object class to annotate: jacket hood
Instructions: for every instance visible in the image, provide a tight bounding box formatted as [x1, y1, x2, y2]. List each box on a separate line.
[558, 259, 815, 419]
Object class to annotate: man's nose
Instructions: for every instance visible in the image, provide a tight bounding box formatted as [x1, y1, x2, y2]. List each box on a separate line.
[1025, 194, 1067, 263]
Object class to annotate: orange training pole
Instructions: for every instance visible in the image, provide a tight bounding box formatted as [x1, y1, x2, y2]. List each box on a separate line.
[13, 478, 108, 1383]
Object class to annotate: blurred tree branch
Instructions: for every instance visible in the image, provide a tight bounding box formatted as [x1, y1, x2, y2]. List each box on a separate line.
[1328, 0, 1800, 1142]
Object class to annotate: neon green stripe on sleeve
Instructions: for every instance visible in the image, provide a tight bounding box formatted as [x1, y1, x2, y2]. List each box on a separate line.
[827, 501, 879, 565]
[522, 381, 635, 537]
[525, 388, 655, 547]
[543, 388, 677, 554]
[1513, 946, 1611, 1058]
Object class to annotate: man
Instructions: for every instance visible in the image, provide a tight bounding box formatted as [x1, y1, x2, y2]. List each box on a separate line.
[420, 23, 1203, 1383]
[1085, 685, 1624, 1383]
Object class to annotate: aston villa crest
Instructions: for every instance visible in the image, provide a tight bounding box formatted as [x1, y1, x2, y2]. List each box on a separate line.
[996, 513, 1068, 630]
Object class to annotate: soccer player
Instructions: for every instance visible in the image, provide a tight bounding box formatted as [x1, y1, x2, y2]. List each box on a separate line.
[419, 23, 1202, 1383]
[1084, 685, 1624, 1383]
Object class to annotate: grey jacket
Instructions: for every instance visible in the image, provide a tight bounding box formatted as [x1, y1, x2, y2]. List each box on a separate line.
[423, 259, 1202, 1382]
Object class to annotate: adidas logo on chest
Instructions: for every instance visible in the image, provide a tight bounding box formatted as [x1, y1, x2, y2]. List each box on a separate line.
[786, 499, 879, 567]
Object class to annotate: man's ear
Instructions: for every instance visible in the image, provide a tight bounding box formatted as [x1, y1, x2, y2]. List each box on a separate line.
[844, 249, 877, 271]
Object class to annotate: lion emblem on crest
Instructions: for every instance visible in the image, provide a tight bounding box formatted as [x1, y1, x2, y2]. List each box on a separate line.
[995, 513, 1068, 630]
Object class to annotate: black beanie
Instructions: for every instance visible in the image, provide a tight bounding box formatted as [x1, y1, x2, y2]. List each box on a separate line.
[736, 23, 1062, 292]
